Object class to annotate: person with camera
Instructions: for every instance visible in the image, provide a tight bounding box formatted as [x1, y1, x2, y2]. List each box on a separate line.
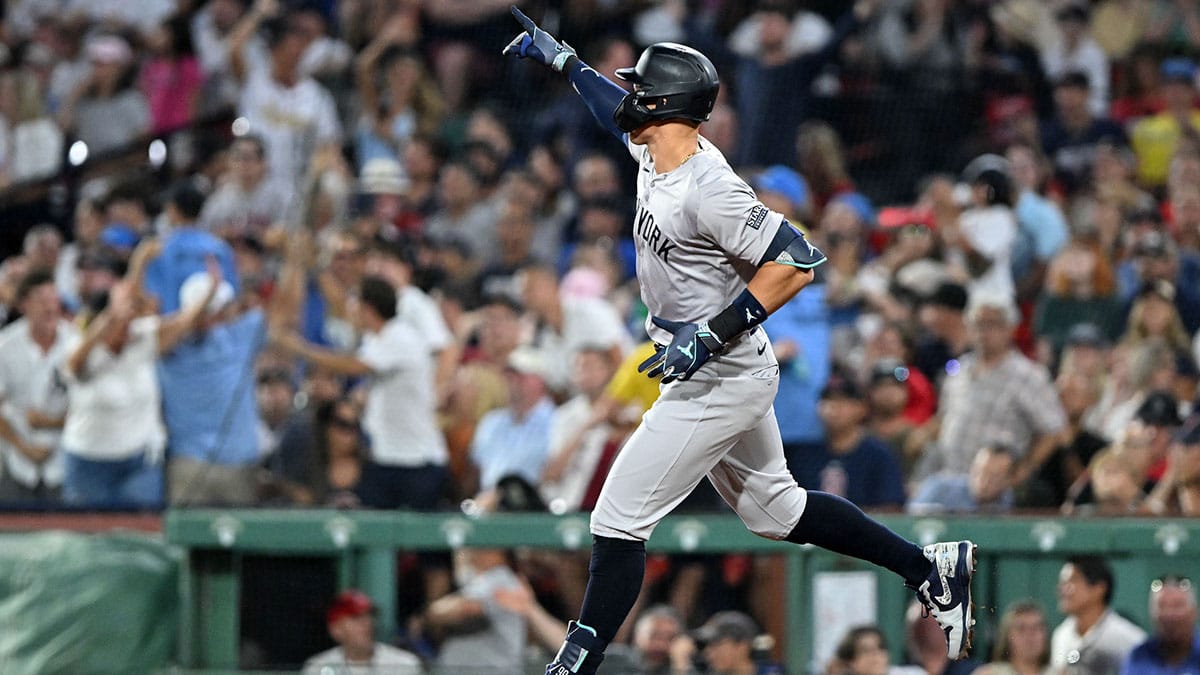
[667, 611, 783, 675]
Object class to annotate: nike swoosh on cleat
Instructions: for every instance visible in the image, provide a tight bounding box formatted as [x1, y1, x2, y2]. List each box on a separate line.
[934, 577, 953, 606]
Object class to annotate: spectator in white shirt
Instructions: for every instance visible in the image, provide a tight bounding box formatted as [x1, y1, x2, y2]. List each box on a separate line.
[365, 238, 458, 402]
[1051, 555, 1146, 675]
[0, 66, 64, 187]
[1041, 3, 1110, 117]
[191, 0, 269, 113]
[0, 269, 78, 503]
[227, 1, 343, 191]
[303, 589, 423, 675]
[200, 134, 294, 237]
[56, 35, 151, 157]
[272, 275, 447, 510]
[54, 197, 105, 311]
[60, 250, 220, 508]
[956, 157, 1018, 300]
[540, 346, 620, 512]
[519, 263, 632, 394]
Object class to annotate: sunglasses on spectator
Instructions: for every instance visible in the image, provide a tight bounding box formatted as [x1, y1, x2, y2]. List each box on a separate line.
[1151, 575, 1191, 592]
[330, 416, 359, 430]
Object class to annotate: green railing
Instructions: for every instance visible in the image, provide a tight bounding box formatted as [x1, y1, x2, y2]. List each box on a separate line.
[165, 510, 1200, 672]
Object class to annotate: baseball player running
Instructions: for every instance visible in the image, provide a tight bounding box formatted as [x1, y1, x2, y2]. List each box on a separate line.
[503, 9, 974, 674]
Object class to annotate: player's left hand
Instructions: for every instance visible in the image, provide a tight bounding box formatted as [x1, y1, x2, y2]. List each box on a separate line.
[638, 317, 725, 383]
[502, 6, 576, 72]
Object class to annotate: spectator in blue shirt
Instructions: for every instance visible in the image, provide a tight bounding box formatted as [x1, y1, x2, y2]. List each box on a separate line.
[142, 180, 239, 314]
[908, 444, 1018, 514]
[161, 269, 267, 506]
[469, 346, 556, 510]
[1007, 142, 1069, 298]
[763, 280, 831, 458]
[788, 371, 906, 509]
[1121, 575, 1200, 675]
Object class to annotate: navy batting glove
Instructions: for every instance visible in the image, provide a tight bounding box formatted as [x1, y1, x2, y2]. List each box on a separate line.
[638, 317, 725, 383]
[502, 6, 577, 72]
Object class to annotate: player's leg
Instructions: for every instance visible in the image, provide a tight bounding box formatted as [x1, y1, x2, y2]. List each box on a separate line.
[546, 358, 775, 675]
[710, 407, 977, 659]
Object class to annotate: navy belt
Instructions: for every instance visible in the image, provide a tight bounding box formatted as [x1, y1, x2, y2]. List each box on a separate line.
[653, 325, 759, 350]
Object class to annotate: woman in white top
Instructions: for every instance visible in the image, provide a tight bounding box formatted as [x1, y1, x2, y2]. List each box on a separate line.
[60, 246, 220, 508]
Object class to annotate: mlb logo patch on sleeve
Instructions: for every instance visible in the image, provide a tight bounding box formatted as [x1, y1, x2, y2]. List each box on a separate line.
[746, 205, 769, 230]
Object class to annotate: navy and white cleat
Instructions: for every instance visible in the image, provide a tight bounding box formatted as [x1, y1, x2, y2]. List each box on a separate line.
[915, 540, 977, 659]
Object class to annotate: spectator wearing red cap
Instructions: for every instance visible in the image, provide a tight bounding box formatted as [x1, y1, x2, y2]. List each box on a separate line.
[303, 589, 423, 674]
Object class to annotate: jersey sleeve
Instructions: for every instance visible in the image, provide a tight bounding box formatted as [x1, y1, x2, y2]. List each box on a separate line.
[694, 177, 785, 267]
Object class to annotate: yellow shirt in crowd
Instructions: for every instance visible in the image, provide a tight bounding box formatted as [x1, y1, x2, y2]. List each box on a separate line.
[1130, 110, 1200, 186]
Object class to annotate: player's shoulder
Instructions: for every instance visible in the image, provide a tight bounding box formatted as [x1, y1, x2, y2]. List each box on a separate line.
[690, 149, 754, 200]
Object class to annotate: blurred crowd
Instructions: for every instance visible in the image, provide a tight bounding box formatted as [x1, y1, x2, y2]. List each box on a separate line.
[2, 0, 1200, 671]
[292, 556, 1195, 673]
[0, 0, 1198, 519]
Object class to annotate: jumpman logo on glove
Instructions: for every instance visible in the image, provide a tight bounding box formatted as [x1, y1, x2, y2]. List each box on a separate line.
[638, 317, 725, 383]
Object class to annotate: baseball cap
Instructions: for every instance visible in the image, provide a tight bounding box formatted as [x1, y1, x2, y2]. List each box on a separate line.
[693, 611, 758, 645]
[961, 154, 1010, 184]
[1064, 322, 1110, 350]
[326, 590, 376, 625]
[1161, 58, 1197, 84]
[1055, 71, 1092, 90]
[1055, 2, 1089, 23]
[924, 282, 969, 312]
[821, 371, 865, 400]
[1138, 279, 1176, 303]
[179, 270, 235, 316]
[99, 224, 141, 251]
[831, 192, 874, 227]
[1126, 205, 1164, 225]
[869, 359, 911, 386]
[360, 158, 409, 196]
[1134, 231, 1175, 259]
[877, 206, 935, 231]
[755, 165, 809, 213]
[86, 35, 132, 65]
[506, 346, 550, 380]
[1136, 390, 1183, 427]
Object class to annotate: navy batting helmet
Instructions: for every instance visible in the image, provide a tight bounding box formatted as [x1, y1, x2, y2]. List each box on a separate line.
[613, 43, 719, 133]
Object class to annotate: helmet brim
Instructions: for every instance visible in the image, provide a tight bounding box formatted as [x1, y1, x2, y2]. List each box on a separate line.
[614, 66, 647, 85]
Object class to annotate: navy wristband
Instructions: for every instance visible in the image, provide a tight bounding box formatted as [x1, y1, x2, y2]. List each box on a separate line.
[708, 289, 768, 343]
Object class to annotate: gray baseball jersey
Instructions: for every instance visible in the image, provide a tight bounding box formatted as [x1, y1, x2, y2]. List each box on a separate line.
[589, 135, 808, 542]
[628, 135, 787, 346]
